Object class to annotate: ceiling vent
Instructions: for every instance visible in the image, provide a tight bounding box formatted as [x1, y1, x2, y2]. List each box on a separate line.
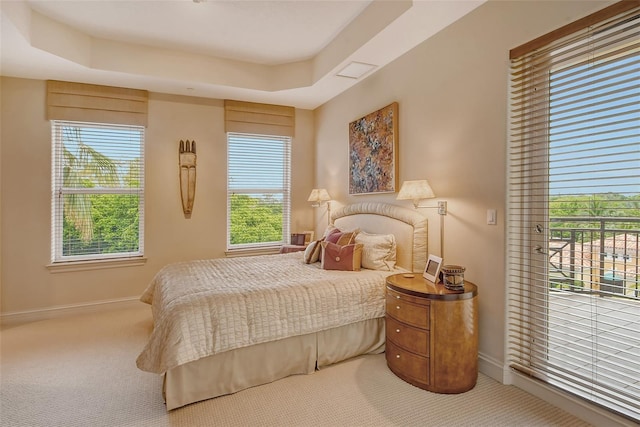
[336, 62, 377, 79]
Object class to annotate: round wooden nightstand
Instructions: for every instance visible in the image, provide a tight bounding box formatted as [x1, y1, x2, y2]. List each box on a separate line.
[385, 273, 478, 393]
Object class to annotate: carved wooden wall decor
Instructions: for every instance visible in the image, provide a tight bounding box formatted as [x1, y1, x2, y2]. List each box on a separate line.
[179, 140, 197, 218]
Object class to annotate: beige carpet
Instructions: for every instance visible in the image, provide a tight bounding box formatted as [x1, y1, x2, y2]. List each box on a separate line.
[0, 305, 590, 427]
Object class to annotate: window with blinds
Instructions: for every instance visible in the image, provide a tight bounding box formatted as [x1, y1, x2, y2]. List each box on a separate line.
[507, 2, 639, 421]
[51, 121, 145, 262]
[227, 132, 291, 250]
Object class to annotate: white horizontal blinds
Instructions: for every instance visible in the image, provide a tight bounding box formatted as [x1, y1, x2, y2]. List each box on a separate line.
[508, 2, 640, 421]
[224, 100, 295, 137]
[51, 121, 145, 262]
[227, 132, 291, 249]
[47, 80, 148, 127]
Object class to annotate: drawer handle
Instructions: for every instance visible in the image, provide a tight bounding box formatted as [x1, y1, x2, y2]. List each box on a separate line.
[396, 306, 400, 310]
[396, 329, 400, 333]
[396, 354, 401, 359]
[396, 295, 400, 299]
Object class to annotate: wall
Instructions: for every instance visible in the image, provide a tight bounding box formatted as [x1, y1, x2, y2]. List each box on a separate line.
[0, 77, 315, 315]
[0, 0, 614, 358]
[313, 0, 613, 368]
[0, 77, 3, 314]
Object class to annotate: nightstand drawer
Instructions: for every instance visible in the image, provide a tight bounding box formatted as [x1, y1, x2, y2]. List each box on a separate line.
[386, 294, 429, 329]
[386, 340, 429, 385]
[386, 287, 429, 307]
[386, 315, 429, 356]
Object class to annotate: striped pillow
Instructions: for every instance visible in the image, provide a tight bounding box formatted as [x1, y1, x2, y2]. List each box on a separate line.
[325, 230, 358, 246]
[303, 240, 323, 264]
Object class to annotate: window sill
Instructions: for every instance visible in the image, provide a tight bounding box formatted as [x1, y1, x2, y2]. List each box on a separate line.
[225, 247, 281, 258]
[47, 257, 147, 273]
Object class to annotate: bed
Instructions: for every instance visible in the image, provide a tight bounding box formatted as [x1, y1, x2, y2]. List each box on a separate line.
[137, 202, 427, 410]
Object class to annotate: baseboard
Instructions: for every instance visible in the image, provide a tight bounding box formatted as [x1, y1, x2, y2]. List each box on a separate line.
[478, 351, 504, 382]
[505, 368, 635, 426]
[479, 353, 635, 426]
[0, 297, 142, 327]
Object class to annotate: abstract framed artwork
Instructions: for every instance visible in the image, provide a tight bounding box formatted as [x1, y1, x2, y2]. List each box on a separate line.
[348, 102, 398, 195]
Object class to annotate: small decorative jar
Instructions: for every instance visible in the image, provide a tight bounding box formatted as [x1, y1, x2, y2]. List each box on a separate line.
[441, 265, 466, 291]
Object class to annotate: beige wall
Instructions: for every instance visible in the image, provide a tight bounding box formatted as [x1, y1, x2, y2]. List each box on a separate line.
[313, 0, 612, 365]
[0, 77, 3, 313]
[0, 77, 315, 314]
[1, 1, 614, 362]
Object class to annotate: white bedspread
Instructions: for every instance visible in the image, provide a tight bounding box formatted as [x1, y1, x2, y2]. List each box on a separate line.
[136, 252, 396, 374]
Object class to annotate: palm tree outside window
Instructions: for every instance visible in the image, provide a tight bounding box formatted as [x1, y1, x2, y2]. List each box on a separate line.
[51, 121, 145, 262]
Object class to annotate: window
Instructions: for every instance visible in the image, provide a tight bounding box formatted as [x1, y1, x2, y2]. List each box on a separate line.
[227, 132, 291, 251]
[51, 121, 144, 262]
[508, 2, 639, 421]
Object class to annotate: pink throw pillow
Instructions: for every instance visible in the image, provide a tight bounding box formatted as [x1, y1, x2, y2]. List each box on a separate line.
[320, 242, 363, 271]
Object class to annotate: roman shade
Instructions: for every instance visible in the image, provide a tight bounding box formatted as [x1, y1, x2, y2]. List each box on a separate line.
[47, 80, 148, 127]
[224, 100, 295, 137]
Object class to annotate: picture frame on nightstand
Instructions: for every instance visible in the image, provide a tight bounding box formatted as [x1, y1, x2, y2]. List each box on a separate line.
[302, 230, 315, 246]
[423, 254, 443, 282]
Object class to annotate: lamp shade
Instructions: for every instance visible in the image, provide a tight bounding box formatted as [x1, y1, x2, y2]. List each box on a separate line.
[397, 180, 435, 207]
[307, 188, 331, 204]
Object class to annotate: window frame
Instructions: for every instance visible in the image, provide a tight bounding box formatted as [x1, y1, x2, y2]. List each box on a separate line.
[50, 120, 145, 263]
[507, 2, 640, 422]
[226, 132, 291, 253]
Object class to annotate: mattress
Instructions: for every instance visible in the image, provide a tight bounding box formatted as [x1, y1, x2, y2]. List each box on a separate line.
[136, 251, 396, 374]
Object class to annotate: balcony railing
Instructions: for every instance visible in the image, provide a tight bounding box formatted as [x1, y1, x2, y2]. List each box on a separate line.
[549, 217, 639, 299]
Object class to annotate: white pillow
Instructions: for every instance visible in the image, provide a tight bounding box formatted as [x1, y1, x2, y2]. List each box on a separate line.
[354, 231, 397, 271]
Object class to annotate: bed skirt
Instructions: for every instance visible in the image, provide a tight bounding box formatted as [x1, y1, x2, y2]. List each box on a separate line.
[163, 317, 385, 410]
